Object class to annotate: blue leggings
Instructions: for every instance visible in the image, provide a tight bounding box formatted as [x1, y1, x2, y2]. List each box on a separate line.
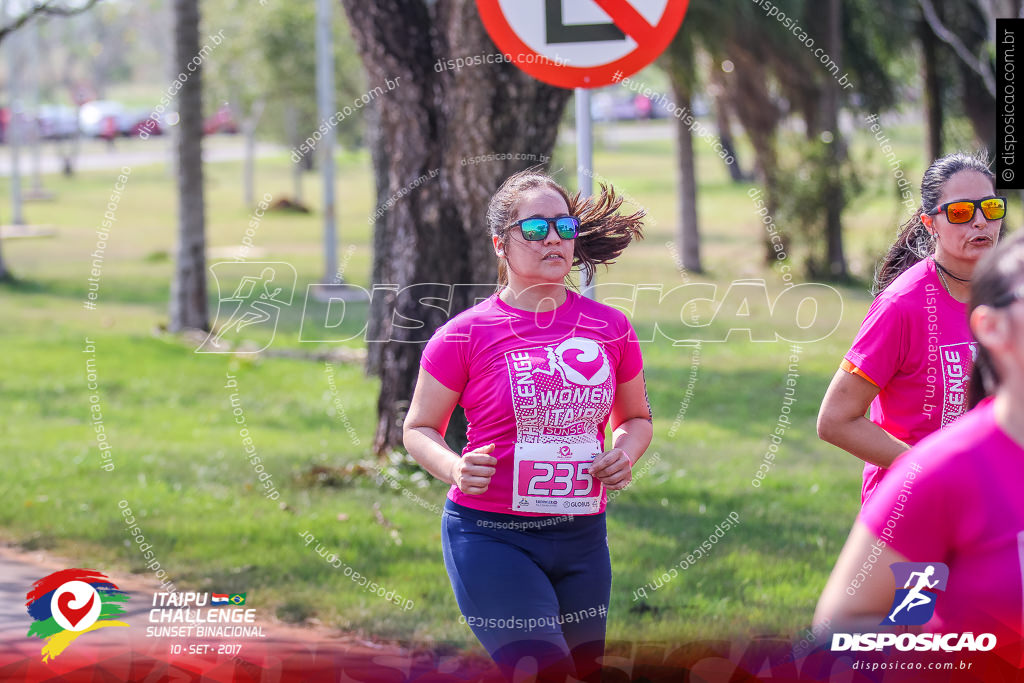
[441, 500, 611, 683]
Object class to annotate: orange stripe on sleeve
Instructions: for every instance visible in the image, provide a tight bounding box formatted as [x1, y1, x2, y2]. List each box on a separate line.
[840, 358, 879, 387]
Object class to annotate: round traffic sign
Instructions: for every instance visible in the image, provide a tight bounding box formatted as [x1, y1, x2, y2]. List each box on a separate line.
[477, 0, 689, 89]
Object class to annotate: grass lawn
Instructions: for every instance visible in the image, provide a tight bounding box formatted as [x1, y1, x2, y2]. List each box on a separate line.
[1, 121, 927, 652]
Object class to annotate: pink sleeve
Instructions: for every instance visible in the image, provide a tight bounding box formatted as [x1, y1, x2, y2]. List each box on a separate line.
[858, 450, 953, 561]
[420, 319, 469, 393]
[844, 295, 907, 390]
[616, 317, 644, 383]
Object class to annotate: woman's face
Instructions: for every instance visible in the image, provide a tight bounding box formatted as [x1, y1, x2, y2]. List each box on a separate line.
[493, 186, 575, 287]
[922, 170, 1001, 266]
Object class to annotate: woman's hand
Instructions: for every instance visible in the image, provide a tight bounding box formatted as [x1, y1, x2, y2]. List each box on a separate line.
[450, 443, 497, 495]
[590, 448, 632, 490]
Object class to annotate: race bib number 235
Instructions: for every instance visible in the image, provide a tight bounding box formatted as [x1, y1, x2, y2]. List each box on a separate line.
[512, 442, 603, 514]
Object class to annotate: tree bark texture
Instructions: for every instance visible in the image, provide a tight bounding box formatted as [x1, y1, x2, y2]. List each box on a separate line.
[169, 0, 209, 332]
[669, 77, 702, 274]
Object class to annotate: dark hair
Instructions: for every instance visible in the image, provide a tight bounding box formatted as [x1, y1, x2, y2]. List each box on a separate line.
[874, 152, 996, 294]
[967, 230, 1024, 408]
[486, 168, 645, 288]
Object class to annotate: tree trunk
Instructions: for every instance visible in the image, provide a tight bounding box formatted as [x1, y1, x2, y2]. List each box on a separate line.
[59, 103, 82, 177]
[713, 95, 745, 183]
[285, 103, 303, 203]
[821, 0, 848, 280]
[341, 0, 571, 457]
[720, 54, 782, 263]
[364, 96, 389, 378]
[168, 0, 208, 332]
[0, 200, 7, 280]
[241, 99, 265, 208]
[960, 59, 996, 156]
[919, 12, 943, 160]
[670, 78, 702, 274]
[7, 29, 25, 225]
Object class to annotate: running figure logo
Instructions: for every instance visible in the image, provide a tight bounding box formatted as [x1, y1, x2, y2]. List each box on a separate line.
[882, 562, 949, 625]
[198, 262, 297, 353]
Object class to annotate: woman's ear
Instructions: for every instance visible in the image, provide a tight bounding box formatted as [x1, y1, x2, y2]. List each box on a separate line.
[492, 234, 504, 258]
[971, 306, 1010, 354]
[920, 212, 934, 233]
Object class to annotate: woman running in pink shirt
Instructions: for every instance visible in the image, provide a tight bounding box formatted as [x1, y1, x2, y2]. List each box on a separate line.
[816, 230, 1024, 642]
[403, 169, 653, 682]
[817, 152, 1005, 503]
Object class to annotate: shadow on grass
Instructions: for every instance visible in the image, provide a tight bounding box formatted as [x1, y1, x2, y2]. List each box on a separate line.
[610, 484, 849, 567]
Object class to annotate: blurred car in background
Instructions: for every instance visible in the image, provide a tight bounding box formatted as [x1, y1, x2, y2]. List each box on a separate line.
[17, 99, 234, 141]
[119, 109, 162, 137]
[79, 100, 125, 137]
[649, 94, 710, 119]
[38, 105, 79, 139]
[591, 92, 642, 122]
[204, 104, 238, 135]
[591, 88, 706, 122]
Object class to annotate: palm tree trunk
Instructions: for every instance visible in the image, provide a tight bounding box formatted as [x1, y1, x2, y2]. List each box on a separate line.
[822, 0, 848, 279]
[919, 10, 943, 160]
[713, 95, 745, 183]
[671, 80, 702, 273]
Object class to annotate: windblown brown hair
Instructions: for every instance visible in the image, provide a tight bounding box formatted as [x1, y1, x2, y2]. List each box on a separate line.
[486, 168, 645, 288]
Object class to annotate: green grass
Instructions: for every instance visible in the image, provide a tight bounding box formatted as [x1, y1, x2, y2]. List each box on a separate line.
[0, 122, 925, 652]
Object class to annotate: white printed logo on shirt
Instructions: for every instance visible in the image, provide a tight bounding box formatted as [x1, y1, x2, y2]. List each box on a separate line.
[939, 341, 976, 427]
[504, 337, 613, 442]
[504, 337, 613, 513]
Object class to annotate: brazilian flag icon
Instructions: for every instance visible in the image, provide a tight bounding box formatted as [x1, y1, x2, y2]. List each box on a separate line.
[229, 593, 246, 605]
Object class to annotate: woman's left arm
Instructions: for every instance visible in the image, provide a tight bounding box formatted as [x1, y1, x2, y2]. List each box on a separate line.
[590, 371, 653, 490]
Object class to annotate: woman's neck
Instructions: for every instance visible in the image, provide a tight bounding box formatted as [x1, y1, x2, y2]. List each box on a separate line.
[499, 281, 568, 312]
[933, 253, 974, 303]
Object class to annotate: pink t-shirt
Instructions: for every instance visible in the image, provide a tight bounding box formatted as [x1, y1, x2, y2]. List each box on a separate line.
[860, 398, 1024, 641]
[844, 258, 974, 503]
[420, 289, 644, 516]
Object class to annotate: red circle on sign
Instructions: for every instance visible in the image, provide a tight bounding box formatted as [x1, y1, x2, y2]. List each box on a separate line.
[476, 0, 689, 90]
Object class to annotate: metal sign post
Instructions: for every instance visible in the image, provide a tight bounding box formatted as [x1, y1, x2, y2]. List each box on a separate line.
[575, 87, 594, 298]
[476, 0, 689, 299]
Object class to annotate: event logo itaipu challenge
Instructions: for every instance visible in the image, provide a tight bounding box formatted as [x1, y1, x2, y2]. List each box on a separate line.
[25, 569, 130, 662]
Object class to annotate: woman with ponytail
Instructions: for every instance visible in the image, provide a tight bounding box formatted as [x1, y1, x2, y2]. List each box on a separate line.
[816, 231, 1024, 643]
[403, 168, 652, 682]
[817, 152, 1005, 503]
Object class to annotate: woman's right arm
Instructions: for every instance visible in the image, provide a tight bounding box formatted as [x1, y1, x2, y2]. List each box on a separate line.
[402, 367, 496, 495]
[817, 369, 910, 469]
